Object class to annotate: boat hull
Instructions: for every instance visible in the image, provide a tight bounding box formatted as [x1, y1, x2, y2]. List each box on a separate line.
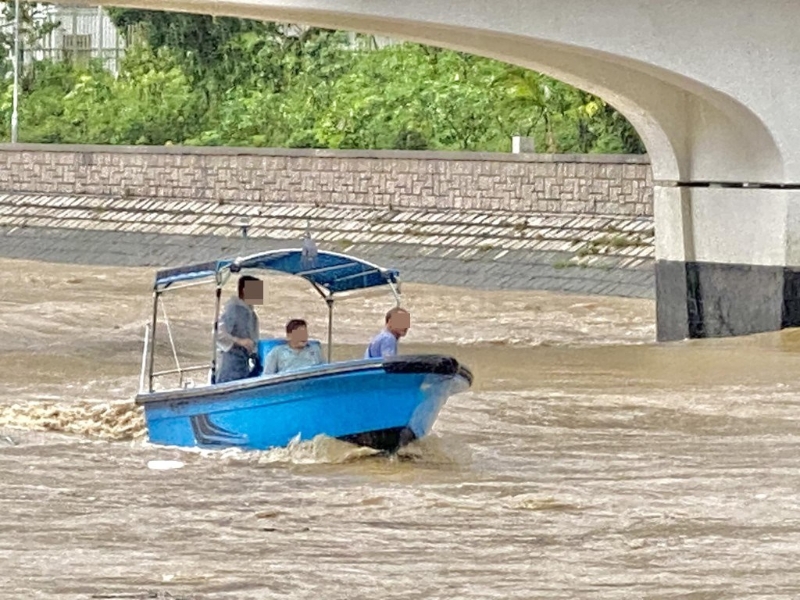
[136, 355, 472, 453]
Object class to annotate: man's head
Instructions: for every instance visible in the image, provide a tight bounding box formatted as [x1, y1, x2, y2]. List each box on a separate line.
[286, 318, 309, 349]
[385, 307, 410, 339]
[238, 275, 263, 305]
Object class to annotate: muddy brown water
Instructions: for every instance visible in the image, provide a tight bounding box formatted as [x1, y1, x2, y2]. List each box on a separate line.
[1, 257, 799, 599]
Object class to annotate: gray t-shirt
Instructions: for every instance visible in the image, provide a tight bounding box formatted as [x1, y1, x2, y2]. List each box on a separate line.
[216, 296, 260, 353]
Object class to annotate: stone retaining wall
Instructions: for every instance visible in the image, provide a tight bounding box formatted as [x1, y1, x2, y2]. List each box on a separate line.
[0, 145, 653, 217]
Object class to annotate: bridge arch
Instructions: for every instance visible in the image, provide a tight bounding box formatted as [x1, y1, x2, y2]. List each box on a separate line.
[95, 0, 783, 185]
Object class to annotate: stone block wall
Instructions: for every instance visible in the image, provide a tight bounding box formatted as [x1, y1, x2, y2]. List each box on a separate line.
[0, 145, 653, 216]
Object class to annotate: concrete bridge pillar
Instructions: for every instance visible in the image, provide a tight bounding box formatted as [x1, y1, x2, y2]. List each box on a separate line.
[655, 187, 800, 340]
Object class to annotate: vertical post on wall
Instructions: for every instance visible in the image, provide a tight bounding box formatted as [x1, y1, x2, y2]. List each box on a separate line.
[11, 0, 21, 143]
[238, 217, 250, 257]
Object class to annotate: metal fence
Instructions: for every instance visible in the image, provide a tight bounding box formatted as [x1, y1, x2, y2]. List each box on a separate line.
[10, 5, 397, 75]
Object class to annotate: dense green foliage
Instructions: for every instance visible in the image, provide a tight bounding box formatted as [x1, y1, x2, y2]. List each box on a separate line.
[0, 8, 645, 153]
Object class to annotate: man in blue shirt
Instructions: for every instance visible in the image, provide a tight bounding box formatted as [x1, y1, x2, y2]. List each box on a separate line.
[364, 307, 411, 359]
[263, 319, 324, 375]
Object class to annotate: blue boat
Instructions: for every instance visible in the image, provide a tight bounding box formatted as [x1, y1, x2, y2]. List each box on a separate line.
[134, 248, 473, 453]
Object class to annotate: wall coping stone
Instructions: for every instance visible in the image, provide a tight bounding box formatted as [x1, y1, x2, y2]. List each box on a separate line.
[0, 143, 651, 165]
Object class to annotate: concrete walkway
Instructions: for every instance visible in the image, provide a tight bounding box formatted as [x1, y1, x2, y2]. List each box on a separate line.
[0, 193, 655, 298]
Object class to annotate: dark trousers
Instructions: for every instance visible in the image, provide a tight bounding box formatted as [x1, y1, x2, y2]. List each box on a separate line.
[216, 347, 251, 384]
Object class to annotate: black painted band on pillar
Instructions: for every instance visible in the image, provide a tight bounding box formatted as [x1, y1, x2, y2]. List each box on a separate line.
[654, 182, 800, 342]
[656, 260, 800, 341]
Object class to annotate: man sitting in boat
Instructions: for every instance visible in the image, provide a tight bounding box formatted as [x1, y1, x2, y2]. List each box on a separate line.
[216, 275, 263, 383]
[364, 307, 411, 359]
[263, 319, 324, 375]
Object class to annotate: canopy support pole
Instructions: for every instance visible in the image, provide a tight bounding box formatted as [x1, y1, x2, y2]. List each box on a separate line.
[388, 280, 401, 307]
[147, 291, 159, 393]
[325, 297, 334, 363]
[138, 323, 150, 395]
[209, 285, 223, 384]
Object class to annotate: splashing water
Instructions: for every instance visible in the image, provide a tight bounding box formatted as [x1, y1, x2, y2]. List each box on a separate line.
[0, 399, 146, 441]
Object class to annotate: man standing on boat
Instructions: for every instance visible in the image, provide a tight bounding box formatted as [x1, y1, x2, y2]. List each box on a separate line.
[216, 275, 263, 383]
[364, 307, 411, 359]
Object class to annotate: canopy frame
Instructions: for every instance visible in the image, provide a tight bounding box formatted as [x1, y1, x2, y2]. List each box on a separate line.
[141, 248, 401, 393]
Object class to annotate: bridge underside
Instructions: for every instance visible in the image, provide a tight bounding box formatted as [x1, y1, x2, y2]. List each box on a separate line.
[73, 0, 800, 340]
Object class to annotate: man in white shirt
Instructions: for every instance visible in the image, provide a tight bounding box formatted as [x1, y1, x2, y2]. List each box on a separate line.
[263, 319, 324, 375]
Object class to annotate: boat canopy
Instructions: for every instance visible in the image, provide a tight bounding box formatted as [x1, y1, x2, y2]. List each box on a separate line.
[153, 249, 399, 295]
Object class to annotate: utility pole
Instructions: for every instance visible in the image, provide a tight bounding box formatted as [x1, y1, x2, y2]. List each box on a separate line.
[11, 0, 21, 143]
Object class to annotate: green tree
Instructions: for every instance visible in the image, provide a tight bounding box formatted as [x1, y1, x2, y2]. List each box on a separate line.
[0, 1, 60, 71]
[0, 10, 646, 154]
[106, 9, 273, 81]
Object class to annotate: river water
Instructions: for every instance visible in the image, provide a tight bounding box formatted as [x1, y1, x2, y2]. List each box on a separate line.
[1, 257, 800, 599]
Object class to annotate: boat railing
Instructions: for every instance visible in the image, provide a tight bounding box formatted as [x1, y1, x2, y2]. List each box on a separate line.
[152, 365, 211, 379]
[160, 300, 181, 378]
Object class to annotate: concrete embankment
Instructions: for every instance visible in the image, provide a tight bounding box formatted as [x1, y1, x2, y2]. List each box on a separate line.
[0, 145, 655, 298]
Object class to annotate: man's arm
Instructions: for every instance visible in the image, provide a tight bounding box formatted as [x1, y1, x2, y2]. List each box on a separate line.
[218, 305, 254, 353]
[216, 322, 236, 352]
[379, 335, 397, 358]
[313, 344, 324, 364]
[263, 347, 280, 375]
